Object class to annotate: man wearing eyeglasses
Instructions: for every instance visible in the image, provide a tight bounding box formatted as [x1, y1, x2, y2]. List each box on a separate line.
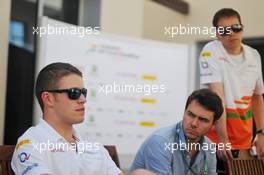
[11, 62, 123, 175]
[199, 8, 264, 174]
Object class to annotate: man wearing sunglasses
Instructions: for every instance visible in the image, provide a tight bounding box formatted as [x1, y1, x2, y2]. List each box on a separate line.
[199, 8, 264, 174]
[11, 62, 123, 175]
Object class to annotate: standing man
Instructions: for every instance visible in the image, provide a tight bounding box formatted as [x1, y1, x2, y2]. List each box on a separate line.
[130, 89, 224, 175]
[12, 62, 123, 175]
[199, 7, 264, 171]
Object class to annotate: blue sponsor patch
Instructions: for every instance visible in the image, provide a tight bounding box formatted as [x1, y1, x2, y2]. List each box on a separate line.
[201, 61, 209, 69]
[22, 163, 38, 175]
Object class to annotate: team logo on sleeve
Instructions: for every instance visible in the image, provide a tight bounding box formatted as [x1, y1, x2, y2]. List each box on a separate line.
[18, 152, 31, 163]
[16, 139, 32, 150]
[201, 61, 209, 69]
[201, 52, 212, 58]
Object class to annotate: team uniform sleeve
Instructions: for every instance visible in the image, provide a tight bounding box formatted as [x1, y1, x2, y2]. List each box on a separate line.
[199, 45, 222, 85]
[100, 146, 122, 175]
[253, 51, 264, 95]
[11, 138, 52, 175]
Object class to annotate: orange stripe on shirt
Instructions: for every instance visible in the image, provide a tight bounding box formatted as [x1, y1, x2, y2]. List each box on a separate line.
[234, 100, 250, 105]
[207, 107, 253, 149]
[226, 117, 252, 149]
[241, 96, 252, 101]
[207, 117, 252, 149]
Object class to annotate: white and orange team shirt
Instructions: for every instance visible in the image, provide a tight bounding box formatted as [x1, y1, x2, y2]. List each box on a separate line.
[199, 40, 264, 149]
[11, 119, 121, 175]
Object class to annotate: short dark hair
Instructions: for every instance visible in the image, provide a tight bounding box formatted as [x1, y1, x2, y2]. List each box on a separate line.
[184, 89, 223, 122]
[213, 8, 242, 27]
[35, 62, 82, 111]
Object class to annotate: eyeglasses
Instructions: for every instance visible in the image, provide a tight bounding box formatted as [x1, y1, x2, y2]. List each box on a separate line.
[218, 24, 243, 36]
[44, 88, 87, 100]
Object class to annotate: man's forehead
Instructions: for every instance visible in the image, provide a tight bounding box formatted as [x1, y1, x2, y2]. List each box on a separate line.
[187, 109, 208, 116]
[217, 16, 240, 26]
[56, 74, 83, 87]
[186, 101, 214, 119]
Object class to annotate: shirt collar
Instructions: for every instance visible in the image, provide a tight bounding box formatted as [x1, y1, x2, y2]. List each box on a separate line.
[176, 122, 207, 169]
[39, 118, 80, 143]
[177, 122, 205, 143]
[177, 121, 186, 144]
[177, 121, 206, 153]
[216, 40, 249, 61]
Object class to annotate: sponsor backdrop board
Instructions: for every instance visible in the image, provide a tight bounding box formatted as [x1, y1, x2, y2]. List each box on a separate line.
[35, 17, 191, 154]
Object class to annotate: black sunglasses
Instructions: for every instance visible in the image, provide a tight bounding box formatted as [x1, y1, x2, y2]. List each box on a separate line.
[44, 88, 87, 100]
[218, 24, 243, 36]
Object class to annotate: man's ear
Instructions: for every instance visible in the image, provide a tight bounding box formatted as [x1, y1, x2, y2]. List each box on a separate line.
[212, 119, 218, 126]
[41, 92, 54, 108]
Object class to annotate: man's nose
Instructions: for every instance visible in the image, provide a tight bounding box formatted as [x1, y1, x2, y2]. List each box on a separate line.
[229, 29, 236, 36]
[79, 93, 87, 103]
[191, 118, 199, 128]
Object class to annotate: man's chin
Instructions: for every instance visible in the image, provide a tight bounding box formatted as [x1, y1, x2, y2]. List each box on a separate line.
[73, 117, 85, 124]
[186, 134, 198, 141]
[229, 40, 241, 46]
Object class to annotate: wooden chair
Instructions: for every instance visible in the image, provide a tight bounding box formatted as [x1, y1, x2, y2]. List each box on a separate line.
[0, 145, 120, 175]
[226, 149, 264, 175]
[0, 145, 15, 175]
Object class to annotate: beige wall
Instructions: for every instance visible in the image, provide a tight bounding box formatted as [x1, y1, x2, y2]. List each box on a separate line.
[143, 0, 264, 43]
[100, 0, 264, 43]
[100, 0, 144, 37]
[0, 0, 11, 144]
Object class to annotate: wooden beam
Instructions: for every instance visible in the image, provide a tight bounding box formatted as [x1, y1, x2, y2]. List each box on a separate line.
[152, 0, 189, 15]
